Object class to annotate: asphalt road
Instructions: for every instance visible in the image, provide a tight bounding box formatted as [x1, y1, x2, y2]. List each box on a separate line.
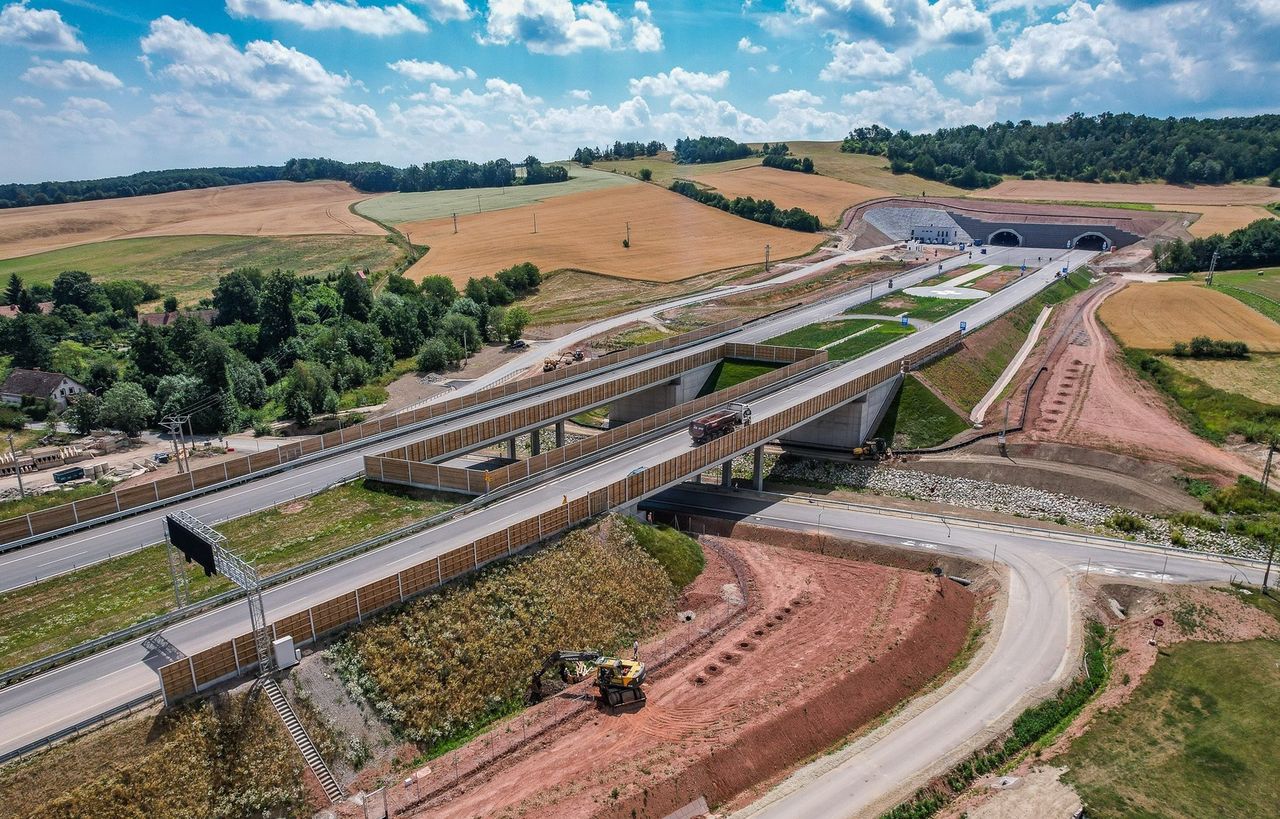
[0, 242, 1022, 589]
[0, 245, 1073, 758]
[646, 486, 1263, 819]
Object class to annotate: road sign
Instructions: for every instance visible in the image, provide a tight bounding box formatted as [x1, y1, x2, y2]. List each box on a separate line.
[900, 316, 909, 327]
[959, 321, 967, 332]
[165, 513, 218, 576]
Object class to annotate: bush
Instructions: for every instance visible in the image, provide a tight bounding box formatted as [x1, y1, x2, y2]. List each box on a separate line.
[620, 517, 705, 589]
[1172, 336, 1249, 358]
[1105, 512, 1149, 534]
[638, 168, 652, 182]
[0, 406, 25, 431]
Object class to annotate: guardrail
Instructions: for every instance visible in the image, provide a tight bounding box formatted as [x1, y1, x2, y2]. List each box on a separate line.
[0, 318, 747, 549]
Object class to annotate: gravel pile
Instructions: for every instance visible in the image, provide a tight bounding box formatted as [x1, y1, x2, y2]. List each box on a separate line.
[708, 453, 1265, 561]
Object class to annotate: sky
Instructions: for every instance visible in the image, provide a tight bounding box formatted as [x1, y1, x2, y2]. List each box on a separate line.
[0, 0, 1276, 183]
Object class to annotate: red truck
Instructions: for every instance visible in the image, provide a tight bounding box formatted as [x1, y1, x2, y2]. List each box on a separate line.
[689, 402, 752, 444]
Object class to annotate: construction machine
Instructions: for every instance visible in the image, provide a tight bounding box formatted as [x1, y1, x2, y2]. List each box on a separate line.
[529, 648, 647, 709]
[851, 438, 891, 460]
[543, 357, 560, 372]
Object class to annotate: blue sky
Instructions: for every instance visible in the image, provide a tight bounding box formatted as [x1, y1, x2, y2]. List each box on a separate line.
[1, 0, 1276, 182]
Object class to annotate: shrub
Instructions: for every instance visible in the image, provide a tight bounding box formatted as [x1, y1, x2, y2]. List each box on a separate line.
[1106, 512, 1149, 534]
[0, 406, 25, 431]
[620, 517, 705, 589]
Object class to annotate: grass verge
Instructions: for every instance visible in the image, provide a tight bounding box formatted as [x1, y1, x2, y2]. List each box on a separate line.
[620, 516, 705, 589]
[1123, 349, 1280, 442]
[882, 621, 1109, 819]
[1060, 639, 1280, 818]
[875, 374, 971, 449]
[0, 479, 461, 673]
[764, 319, 878, 348]
[827, 323, 916, 360]
[851, 293, 975, 323]
[0, 480, 112, 520]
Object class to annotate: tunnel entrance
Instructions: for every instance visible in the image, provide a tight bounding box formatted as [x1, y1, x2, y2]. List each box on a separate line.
[1073, 233, 1109, 251]
[988, 230, 1022, 247]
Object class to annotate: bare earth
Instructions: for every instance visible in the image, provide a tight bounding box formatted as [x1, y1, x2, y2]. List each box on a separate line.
[373, 536, 970, 819]
[0, 180, 385, 259]
[1098, 281, 1280, 352]
[694, 165, 890, 225]
[400, 184, 824, 285]
[983, 179, 1280, 206]
[1023, 280, 1258, 479]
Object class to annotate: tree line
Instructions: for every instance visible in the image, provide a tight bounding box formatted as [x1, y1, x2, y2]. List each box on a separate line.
[572, 141, 666, 165]
[2, 155, 569, 209]
[668, 181, 820, 232]
[1155, 219, 1280, 273]
[840, 113, 1280, 188]
[673, 136, 754, 165]
[1, 262, 538, 435]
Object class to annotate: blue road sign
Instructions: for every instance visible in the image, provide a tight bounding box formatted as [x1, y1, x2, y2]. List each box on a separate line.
[901, 316, 909, 327]
[960, 321, 967, 332]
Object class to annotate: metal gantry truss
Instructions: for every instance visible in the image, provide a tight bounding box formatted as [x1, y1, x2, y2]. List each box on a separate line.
[162, 517, 192, 609]
[166, 510, 275, 675]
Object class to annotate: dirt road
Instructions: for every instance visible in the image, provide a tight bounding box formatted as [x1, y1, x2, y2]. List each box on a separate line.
[1023, 279, 1256, 479]
[400, 537, 971, 818]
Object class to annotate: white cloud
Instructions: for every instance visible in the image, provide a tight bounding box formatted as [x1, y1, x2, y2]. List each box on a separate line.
[0, 1, 85, 52]
[737, 36, 766, 53]
[948, 2, 1121, 92]
[766, 63, 780, 73]
[821, 39, 911, 81]
[226, 0, 426, 35]
[10, 94, 44, 108]
[771, 0, 991, 47]
[768, 88, 824, 107]
[410, 77, 542, 109]
[64, 95, 112, 113]
[569, 87, 591, 99]
[628, 66, 729, 96]
[21, 57, 123, 90]
[841, 71, 996, 131]
[483, 0, 662, 54]
[515, 95, 652, 138]
[140, 16, 349, 101]
[388, 58, 477, 82]
[412, 0, 472, 22]
[631, 0, 662, 50]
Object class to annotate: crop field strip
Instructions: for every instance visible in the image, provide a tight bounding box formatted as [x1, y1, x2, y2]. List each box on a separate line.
[352, 166, 636, 224]
[691, 165, 889, 225]
[157, 332, 962, 702]
[1098, 281, 1280, 352]
[0, 180, 385, 259]
[399, 183, 823, 285]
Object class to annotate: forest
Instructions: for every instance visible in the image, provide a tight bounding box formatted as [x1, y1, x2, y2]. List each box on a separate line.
[672, 135, 754, 165]
[1155, 219, 1280, 273]
[0, 155, 568, 208]
[0, 261, 539, 435]
[840, 113, 1280, 187]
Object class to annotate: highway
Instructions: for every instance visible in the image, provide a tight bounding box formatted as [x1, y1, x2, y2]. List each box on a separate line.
[0, 244, 1073, 759]
[0, 243, 1030, 589]
[646, 486, 1263, 819]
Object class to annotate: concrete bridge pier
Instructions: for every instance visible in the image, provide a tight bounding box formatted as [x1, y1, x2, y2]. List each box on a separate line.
[720, 461, 733, 488]
[555, 420, 565, 448]
[531, 428, 541, 456]
[506, 438, 517, 460]
[608, 360, 721, 425]
[751, 446, 764, 491]
[779, 374, 901, 450]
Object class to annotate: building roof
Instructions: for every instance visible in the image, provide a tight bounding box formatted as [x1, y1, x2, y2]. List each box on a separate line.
[0, 368, 85, 398]
[0, 302, 54, 319]
[137, 308, 220, 327]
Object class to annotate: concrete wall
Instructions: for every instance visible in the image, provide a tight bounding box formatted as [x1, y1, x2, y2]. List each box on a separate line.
[778, 371, 901, 448]
[608, 360, 721, 425]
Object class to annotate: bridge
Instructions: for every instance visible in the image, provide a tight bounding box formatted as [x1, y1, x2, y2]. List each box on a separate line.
[0, 244, 1094, 762]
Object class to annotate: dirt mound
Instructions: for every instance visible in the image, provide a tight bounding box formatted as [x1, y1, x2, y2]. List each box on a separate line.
[1021, 279, 1257, 480]
[397, 535, 973, 818]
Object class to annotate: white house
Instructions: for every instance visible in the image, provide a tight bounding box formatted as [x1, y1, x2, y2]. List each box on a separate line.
[0, 368, 88, 411]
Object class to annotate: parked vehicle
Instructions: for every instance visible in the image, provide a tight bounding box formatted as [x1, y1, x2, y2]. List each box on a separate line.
[689, 402, 751, 444]
[152, 451, 170, 464]
[52, 466, 85, 484]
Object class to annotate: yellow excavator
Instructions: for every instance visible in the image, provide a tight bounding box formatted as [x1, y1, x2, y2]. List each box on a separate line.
[529, 648, 647, 709]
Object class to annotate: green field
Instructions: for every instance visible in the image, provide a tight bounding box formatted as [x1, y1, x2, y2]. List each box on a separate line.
[1125, 349, 1280, 442]
[875, 374, 970, 449]
[1210, 268, 1280, 324]
[851, 293, 977, 323]
[0, 234, 403, 302]
[827, 323, 916, 360]
[353, 166, 635, 225]
[764, 319, 878, 348]
[0, 480, 460, 673]
[1062, 640, 1280, 818]
[699, 359, 781, 396]
[590, 154, 762, 186]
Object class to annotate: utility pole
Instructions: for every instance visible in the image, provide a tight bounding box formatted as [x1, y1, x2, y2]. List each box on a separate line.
[1206, 249, 1219, 286]
[452, 212, 458, 234]
[764, 243, 771, 273]
[626, 221, 631, 245]
[533, 212, 537, 234]
[6, 434, 25, 499]
[1261, 438, 1276, 493]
